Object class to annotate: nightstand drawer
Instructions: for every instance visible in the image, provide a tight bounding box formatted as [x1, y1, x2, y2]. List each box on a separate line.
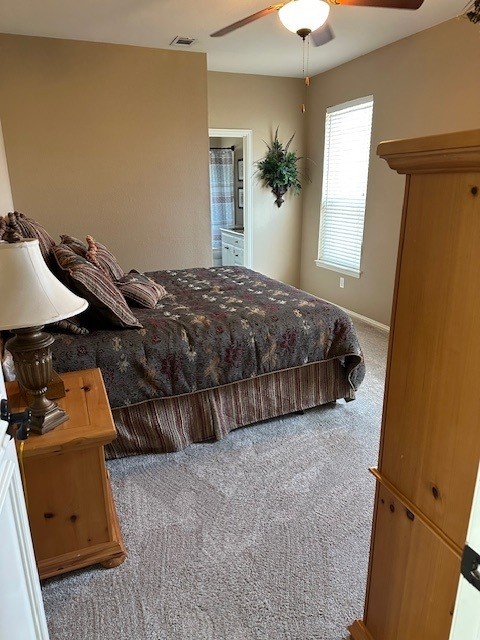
[26, 447, 111, 561]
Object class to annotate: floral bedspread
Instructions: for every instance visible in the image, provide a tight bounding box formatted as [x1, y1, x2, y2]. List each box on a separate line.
[50, 267, 365, 409]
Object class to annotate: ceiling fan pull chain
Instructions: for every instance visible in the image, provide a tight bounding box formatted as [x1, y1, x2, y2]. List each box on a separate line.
[301, 36, 311, 113]
[306, 34, 311, 85]
[302, 35, 306, 78]
[301, 37, 306, 113]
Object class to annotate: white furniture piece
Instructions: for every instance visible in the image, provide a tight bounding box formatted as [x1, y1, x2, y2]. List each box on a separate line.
[220, 228, 244, 266]
[0, 364, 50, 640]
[450, 463, 480, 640]
[0, 116, 48, 638]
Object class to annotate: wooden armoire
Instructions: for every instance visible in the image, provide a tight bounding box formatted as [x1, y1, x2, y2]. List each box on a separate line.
[349, 129, 480, 640]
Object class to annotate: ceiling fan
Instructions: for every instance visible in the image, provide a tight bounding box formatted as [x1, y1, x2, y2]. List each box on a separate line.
[211, 0, 425, 47]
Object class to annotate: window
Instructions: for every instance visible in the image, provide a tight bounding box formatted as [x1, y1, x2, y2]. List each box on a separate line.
[316, 95, 374, 278]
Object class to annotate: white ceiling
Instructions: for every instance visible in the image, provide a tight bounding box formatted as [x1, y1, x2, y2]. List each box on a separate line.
[0, 0, 469, 78]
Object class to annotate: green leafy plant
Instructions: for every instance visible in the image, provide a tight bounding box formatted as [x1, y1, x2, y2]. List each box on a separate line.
[256, 127, 303, 208]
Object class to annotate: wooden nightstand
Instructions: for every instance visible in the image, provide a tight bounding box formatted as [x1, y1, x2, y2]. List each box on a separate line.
[7, 368, 126, 580]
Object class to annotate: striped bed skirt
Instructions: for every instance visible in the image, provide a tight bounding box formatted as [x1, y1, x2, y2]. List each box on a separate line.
[107, 358, 355, 459]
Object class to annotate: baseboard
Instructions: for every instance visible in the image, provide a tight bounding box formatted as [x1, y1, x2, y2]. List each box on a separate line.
[322, 298, 390, 332]
[346, 307, 390, 332]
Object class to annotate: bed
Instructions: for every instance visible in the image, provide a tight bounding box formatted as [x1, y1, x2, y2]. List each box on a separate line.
[48, 266, 365, 459]
[0, 212, 365, 459]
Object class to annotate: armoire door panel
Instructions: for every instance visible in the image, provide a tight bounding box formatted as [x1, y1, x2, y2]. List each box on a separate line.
[365, 484, 459, 640]
[379, 171, 480, 548]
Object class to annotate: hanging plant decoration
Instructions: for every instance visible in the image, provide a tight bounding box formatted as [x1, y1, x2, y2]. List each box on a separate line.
[256, 127, 303, 208]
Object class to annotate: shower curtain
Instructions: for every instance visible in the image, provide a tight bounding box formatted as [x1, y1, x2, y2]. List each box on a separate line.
[209, 148, 235, 263]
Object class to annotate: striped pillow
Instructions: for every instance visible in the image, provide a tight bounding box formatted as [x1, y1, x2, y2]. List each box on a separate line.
[85, 235, 124, 281]
[50, 318, 89, 335]
[60, 235, 88, 257]
[116, 271, 168, 309]
[52, 244, 141, 329]
[7, 212, 56, 263]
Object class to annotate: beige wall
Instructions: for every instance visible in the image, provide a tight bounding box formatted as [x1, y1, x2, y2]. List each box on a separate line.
[208, 72, 305, 286]
[3, 21, 476, 306]
[0, 34, 211, 272]
[300, 18, 480, 326]
[0, 120, 13, 214]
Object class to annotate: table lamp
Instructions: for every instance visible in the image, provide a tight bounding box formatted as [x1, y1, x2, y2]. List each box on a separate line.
[0, 239, 88, 434]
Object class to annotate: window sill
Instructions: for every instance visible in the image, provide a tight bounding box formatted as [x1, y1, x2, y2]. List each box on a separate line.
[315, 260, 361, 279]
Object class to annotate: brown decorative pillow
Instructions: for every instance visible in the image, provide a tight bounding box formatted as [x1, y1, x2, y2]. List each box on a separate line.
[0, 215, 22, 243]
[85, 235, 124, 281]
[116, 271, 168, 309]
[7, 212, 56, 262]
[52, 244, 141, 329]
[60, 235, 88, 257]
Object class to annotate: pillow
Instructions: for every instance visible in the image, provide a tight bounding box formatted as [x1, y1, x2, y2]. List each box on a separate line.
[7, 212, 56, 262]
[116, 271, 168, 309]
[52, 244, 141, 329]
[50, 318, 89, 335]
[0, 215, 22, 242]
[60, 235, 88, 257]
[85, 235, 124, 281]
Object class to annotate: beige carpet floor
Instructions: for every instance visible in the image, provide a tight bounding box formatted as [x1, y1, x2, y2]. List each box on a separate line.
[41, 319, 388, 640]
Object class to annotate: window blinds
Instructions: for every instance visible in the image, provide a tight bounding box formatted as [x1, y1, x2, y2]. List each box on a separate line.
[317, 96, 374, 277]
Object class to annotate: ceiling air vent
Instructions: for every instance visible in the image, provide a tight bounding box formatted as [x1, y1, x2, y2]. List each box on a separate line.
[170, 36, 196, 47]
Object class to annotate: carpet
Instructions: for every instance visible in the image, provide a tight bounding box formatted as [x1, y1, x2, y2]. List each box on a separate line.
[41, 319, 388, 640]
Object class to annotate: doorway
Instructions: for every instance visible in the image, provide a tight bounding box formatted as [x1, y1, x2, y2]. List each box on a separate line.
[208, 128, 253, 269]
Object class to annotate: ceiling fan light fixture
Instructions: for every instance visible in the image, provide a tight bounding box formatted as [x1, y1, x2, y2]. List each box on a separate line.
[278, 0, 330, 36]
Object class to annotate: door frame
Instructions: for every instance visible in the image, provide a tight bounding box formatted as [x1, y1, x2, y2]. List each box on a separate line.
[209, 128, 253, 269]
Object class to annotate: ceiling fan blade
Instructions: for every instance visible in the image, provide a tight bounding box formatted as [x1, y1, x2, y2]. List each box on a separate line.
[211, 4, 285, 37]
[310, 23, 335, 47]
[333, 0, 424, 8]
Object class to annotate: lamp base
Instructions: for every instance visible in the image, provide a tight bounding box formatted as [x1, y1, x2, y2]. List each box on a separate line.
[29, 402, 69, 435]
[6, 325, 70, 436]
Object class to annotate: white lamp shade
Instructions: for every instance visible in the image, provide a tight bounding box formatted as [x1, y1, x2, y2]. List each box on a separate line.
[279, 0, 330, 34]
[0, 239, 88, 330]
